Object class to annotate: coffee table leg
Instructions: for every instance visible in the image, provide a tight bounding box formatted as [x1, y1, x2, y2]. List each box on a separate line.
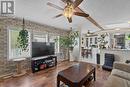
[57, 76, 60, 87]
[93, 68, 96, 81]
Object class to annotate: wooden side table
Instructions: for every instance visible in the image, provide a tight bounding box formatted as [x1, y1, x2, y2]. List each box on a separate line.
[13, 58, 27, 77]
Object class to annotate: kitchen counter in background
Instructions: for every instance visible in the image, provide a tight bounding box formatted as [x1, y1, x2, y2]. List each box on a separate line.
[100, 49, 130, 65]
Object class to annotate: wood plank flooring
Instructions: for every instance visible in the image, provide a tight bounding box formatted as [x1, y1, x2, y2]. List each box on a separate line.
[0, 61, 110, 87]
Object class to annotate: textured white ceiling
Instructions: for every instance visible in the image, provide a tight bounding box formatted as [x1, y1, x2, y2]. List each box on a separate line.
[15, 0, 130, 33]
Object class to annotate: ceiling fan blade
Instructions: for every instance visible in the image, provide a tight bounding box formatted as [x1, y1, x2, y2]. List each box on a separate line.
[53, 14, 63, 18]
[74, 12, 89, 17]
[73, 0, 83, 8]
[75, 7, 104, 30]
[86, 34, 97, 37]
[87, 16, 104, 30]
[47, 2, 64, 10]
[86, 30, 97, 36]
[67, 17, 72, 23]
[61, 0, 67, 3]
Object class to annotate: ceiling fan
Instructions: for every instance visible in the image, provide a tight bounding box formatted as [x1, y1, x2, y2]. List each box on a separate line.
[85, 30, 97, 37]
[47, 0, 104, 30]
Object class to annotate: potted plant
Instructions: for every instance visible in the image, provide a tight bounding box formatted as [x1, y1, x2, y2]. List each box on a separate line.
[56, 31, 79, 61]
[17, 29, 29, 51]
[97, 33, 108, 49]
[17, 18, 29, 52]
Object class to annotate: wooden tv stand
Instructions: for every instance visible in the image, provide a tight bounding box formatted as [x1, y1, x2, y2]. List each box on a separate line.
[31, 55, 57, 73]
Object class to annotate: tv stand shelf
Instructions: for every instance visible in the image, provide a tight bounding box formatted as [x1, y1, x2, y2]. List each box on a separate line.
[31, 55, 57, 73]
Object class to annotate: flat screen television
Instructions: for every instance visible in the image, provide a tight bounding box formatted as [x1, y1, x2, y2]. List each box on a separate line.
[32, 42, 55, 58]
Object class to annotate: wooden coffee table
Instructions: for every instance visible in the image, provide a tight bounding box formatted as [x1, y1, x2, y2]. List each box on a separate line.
[57, 62, 96, 87]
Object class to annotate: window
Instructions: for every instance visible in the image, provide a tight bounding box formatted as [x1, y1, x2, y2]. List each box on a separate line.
[33, 31, 47, 42]
[90, 38, 92, 44]
[95, 37, 97, 44]
[49, 35, 60, 53]
[86, 38, 88, 47]
[32, 32, 60, 53]
[8, 28, 31, 59]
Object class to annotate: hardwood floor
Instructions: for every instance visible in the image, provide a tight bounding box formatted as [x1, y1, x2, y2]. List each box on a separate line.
[0, 61, 110, 87]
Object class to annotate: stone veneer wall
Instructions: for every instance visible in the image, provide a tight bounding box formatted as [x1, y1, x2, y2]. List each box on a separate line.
[0, 17, 69, 77]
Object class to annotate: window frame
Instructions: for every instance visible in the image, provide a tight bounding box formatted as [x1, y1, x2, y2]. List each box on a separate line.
[7, 27, 31, 60]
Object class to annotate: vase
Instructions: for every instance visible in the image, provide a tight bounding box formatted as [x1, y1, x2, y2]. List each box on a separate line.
[69, 50, 74, 61]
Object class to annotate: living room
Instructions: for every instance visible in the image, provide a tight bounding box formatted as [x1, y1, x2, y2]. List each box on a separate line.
[0, 0, 130, 87]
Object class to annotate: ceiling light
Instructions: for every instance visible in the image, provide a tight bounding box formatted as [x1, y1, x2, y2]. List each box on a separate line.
[128, 21, 130, 24]
[115, 33, 121, 35]
[64, 3, 74, 18]
[115, 28, 120, 30]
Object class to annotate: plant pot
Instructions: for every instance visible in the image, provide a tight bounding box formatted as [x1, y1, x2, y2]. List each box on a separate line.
[69, 47, 74, 51]
[69, 50, 74, 61]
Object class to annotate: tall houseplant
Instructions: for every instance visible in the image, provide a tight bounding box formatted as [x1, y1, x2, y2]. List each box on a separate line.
[57, 31, 79, 60]
[17, 18, 29, 52]
[97, 33, 108, 49]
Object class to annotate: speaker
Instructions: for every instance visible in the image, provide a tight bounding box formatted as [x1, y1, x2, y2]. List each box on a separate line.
[96, 53, 100, 64]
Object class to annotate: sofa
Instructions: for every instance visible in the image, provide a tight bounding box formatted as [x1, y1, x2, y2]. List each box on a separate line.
[104, 62, 130, 87]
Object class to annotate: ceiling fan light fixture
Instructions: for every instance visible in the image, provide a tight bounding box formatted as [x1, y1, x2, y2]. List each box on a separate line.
[63, 3, 74, 18]
[86, 30, 91, 36]
[86, 33, 90, 36]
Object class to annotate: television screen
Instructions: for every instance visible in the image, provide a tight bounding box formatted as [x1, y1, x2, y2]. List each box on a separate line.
[32, 42, 55, 58]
